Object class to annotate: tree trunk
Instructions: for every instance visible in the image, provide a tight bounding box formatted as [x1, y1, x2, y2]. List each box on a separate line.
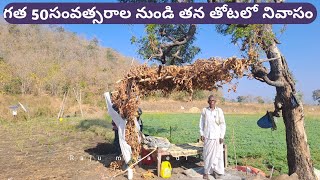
[264, 33, 316, 179]
[278, 86, 316, 179]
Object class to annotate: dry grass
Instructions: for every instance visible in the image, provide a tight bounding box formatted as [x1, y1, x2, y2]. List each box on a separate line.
[139, 98, 320, 116]
[0, 94, 106, 121]
[1, 94, 319, 121]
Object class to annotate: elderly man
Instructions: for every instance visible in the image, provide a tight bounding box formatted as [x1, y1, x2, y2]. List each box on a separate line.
[200, 95, 226, 179]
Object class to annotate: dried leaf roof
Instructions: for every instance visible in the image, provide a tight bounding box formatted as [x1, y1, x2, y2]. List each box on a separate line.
[111, 57, 251, 162]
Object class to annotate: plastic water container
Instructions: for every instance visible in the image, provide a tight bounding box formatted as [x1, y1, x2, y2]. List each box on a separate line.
[160, 161, 172, 178]
[127, 167, 133, 180]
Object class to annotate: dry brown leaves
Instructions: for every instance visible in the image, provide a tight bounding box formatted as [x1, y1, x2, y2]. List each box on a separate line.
[109, 161, 123, 171]
[111, 57, 251, 163]
[142, 170, 156, 179]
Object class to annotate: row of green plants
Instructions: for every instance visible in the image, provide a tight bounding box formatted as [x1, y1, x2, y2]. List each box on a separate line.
[140, 113, 320, 176]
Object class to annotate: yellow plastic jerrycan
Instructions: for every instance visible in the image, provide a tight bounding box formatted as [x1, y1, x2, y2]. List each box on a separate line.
[160, 161, 172, 178]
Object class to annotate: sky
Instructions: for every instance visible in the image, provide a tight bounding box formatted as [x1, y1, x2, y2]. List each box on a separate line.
[1, 0, 319, 104]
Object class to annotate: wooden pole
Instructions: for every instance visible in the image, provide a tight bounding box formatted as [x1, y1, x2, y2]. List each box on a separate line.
[79, 89, 83, 117]
[73, 87, 84, 118]
[58, 90, 68, 120]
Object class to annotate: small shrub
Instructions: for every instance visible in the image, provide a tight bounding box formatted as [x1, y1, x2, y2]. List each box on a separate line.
[170, 91, 188, 101]
[192, 90, 206, 100]
[97, 99, 107, 109]
[83, 92, 94, 105]
[35, 107, 54, 117]
[3, 78, 22, 94]
[141, 91, 164, 101]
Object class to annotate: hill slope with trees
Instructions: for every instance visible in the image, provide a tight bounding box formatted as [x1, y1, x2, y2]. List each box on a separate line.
[0, 21, 134, 97]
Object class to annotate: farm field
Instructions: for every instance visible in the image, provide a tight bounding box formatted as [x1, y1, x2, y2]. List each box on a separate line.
[141, 113, 320, 175]
[0, 112, 319, 179]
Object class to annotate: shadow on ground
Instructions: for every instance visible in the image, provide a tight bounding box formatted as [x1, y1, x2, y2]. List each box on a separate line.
[85, 142, 115, 155]
[84, 142, 118, 167]
[76, 119, 112, 130]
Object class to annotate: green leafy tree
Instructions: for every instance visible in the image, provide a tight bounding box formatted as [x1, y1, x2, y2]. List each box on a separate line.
[121, 0, 317, 179]
[132, 24, 200, 65]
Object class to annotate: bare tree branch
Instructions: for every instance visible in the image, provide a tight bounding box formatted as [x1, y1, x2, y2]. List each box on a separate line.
[172, 49, 182, 60]
[259, 56, 281, 63]
[166, 35, 176, 42]
[151, 24, 197, 64]
[160, 24, 196, 48]
[253, 76, 265, 83]
[280, 55, 296, 92]
[262, 74, 285, 87]
[251, 63, 285, 87]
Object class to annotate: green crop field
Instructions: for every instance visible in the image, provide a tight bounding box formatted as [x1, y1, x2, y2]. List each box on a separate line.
[140, 113, 320, 176]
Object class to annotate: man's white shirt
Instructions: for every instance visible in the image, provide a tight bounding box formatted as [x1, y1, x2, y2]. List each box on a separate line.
[199, 107, 226, 140]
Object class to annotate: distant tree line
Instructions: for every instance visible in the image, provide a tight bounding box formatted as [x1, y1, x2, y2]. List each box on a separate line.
[236, 95, 265, 104]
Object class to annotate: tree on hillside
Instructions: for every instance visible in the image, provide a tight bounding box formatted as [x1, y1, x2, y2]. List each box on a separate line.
[123, 0, 316, 179]
[312, 89, 320, 105]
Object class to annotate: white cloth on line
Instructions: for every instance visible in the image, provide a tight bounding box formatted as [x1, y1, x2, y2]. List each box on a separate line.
[104, 92, 132, 163]
[203, 138, 225, 175]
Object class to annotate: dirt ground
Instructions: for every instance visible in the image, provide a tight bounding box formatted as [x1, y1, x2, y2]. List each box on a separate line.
[0, 117, 270, 180]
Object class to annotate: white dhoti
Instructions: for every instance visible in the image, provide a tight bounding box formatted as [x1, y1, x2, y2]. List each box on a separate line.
[203, 138, 224, 175]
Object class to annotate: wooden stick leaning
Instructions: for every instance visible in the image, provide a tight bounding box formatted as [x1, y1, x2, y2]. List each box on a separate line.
[111, 147, 158, 180]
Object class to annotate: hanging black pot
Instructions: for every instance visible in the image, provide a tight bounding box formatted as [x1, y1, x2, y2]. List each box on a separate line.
[290, 92, 300, 108]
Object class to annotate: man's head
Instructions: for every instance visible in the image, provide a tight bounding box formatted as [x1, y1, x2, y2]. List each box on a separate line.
[207, 95, 217, 108]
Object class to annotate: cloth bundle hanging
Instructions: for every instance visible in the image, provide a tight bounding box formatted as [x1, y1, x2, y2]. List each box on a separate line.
[257, 111, 277, 130]
[104, 92, 133, 164]
[143, 136, 171, 149]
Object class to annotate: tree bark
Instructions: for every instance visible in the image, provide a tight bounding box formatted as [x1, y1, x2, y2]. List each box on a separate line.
[262, 27, 316, 179]
[279, 86, 316, 179]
